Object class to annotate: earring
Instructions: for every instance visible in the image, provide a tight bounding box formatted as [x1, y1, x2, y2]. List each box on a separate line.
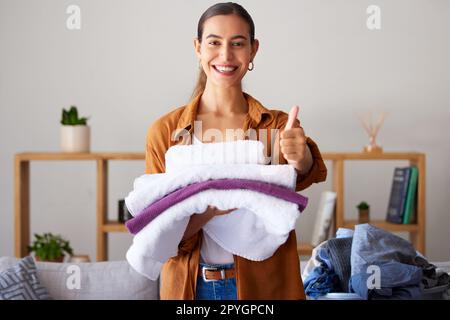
[248, 61, 254, 71]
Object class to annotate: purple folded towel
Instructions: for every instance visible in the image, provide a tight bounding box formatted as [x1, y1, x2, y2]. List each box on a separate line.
[126, 178, 308, 235]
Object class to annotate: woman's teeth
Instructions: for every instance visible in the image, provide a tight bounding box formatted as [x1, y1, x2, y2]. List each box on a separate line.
[214, 65, 238, 73]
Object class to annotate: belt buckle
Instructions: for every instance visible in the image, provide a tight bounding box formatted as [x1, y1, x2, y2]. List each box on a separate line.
[202, 266, 225, 282]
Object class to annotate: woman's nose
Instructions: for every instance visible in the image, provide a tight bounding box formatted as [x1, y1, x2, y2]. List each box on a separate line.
[220, 44, 233, 60]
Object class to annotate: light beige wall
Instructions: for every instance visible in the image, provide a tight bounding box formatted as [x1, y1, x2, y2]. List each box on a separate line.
[1, 0, 449, 261]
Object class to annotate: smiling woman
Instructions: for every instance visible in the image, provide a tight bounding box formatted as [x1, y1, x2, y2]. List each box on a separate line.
[144, 2, 327, 300]
[192, 8, 258, 99]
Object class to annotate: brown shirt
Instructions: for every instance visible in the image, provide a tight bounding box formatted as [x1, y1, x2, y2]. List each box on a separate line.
[145, 93, 327, 299]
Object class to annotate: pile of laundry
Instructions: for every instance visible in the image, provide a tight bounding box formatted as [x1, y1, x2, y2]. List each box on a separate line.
[124, 140, 308, 280]
[302, 224, 450, 299]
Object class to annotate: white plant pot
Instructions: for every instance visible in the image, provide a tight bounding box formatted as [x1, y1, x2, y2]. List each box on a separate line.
[61, 125, 90, 153]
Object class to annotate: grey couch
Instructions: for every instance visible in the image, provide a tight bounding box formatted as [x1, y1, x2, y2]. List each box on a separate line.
[0, 257, 159, 300]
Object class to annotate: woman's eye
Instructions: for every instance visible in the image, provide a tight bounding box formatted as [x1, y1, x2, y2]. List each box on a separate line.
[208, 41, 244, 47]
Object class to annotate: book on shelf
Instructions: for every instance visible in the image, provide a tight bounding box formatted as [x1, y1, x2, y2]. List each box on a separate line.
[311, 191, 337, 247]
[386, 167, 411, 224]
[385, 166, 418, 224]
[402, 166, 418, 224]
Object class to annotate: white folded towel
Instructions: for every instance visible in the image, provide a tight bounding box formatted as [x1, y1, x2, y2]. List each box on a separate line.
[165, 139, 270, 173]
[125, 140, 303, 280]
[125, 163, 296, 217]
[126, 189, 300, 280]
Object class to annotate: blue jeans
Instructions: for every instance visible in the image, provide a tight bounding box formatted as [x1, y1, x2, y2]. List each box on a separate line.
[196, 263, 237, 300]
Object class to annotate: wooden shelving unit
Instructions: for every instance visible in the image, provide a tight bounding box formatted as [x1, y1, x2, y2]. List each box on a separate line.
[14, 152, 144, 261]
[102, 221, 128, 233]
[320, 152, 425, 254]
[15, 151, 426, 261]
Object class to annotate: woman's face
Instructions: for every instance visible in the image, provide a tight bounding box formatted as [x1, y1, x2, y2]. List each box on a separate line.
[194, 14, 259, 89]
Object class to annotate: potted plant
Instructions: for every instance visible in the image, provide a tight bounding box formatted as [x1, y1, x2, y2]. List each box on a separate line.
[60, 105, 90, 152]
[27, 233, 74, 262]
[356, 201, 370, 224]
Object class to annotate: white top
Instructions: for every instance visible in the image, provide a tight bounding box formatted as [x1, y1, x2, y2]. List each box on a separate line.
[193, 134, 235, 264]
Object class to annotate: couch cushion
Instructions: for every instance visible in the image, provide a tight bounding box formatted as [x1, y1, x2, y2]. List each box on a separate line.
[0, 256, 52, 300]
[0, 257, 158, 300]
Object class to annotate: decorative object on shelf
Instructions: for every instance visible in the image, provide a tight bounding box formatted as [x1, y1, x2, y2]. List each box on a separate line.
[357, 201, 370, 224]
[68, 254, 91, 263]
[27, 233, 73, 262]
[311, 191, 337, 247]
[357, 111, 387, 153]
[60, 105, 90, 153]
[118, 199, 133, 223]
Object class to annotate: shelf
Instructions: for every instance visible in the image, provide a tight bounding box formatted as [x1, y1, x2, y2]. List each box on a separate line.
[319, 152, 426, 254]
[342, 220, 419, 232]
[102, 221, 128, 233]
[322, 152, 424, 161]
[104, 222, 315, 254]
[107, 223, 317, 255]
[14, 151, 425, 260]
[104, 223, 315, 256]
[297, 244, 314, 256]
[107, 222, 315, 254]
[14, 152, 145, 261]
[15, 152, 144, 161]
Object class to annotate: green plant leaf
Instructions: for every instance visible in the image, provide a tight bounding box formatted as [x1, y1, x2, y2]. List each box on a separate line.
[61, 106, 88, 126]
[69, 106, 78, 119]
[69, 107, 78, 125]
[356, 201, 369, 210]
[28, 232, 73, 261]
[61, 109, 69, 125]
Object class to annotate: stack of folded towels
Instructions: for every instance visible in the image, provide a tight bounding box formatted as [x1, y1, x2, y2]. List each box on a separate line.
[125, 140, 308, 280]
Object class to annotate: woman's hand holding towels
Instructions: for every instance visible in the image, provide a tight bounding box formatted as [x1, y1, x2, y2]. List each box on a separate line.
[182, 206, 236, 241]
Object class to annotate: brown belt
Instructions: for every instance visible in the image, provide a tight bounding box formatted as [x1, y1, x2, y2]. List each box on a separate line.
[199, 266, 236, 282]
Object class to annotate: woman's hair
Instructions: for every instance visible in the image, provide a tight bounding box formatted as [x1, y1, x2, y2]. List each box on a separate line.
[191, 2, 256, 99]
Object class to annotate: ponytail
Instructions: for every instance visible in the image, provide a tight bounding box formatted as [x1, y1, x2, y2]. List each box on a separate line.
[191, 66, 207, 100]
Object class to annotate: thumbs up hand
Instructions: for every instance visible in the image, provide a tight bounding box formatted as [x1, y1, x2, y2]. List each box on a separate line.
[280, 106, 312, 174]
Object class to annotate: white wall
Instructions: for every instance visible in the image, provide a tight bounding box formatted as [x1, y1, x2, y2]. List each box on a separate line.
[1, 0, 449, 261]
